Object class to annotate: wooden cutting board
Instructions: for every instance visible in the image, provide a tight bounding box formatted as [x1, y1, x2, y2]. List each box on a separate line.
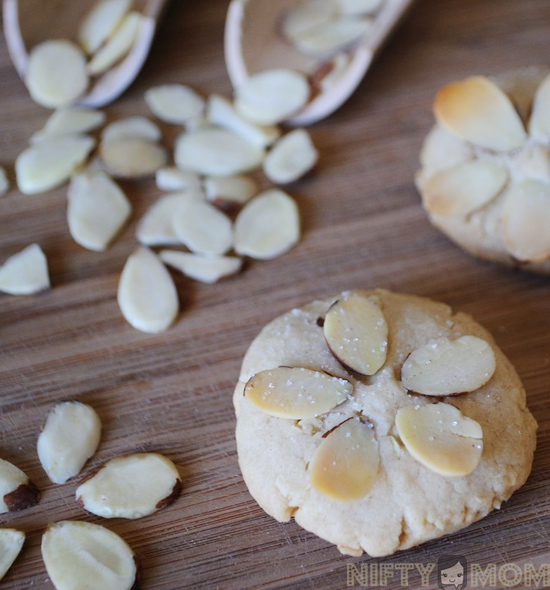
[1, 1, 550, 588]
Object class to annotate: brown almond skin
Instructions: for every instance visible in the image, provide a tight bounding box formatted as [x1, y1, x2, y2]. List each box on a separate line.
[210, 197, 243, 215]
[155, 478, 182, 510]
[4, 481, 40, 512]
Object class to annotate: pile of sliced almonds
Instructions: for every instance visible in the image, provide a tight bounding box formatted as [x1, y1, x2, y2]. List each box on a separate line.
[418, 72, 550, 265]
[25, 0, 145, 108]
[243, 291, 497, 501]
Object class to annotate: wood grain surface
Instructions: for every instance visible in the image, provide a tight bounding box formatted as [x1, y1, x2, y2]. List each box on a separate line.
[1, 1, 550, 589]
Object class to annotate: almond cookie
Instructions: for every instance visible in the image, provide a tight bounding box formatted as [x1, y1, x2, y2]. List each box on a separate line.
[234, 290, 536, 557]
[417, 66, 550, 273]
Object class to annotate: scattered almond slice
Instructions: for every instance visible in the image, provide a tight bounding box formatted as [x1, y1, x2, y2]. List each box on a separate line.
[206, 94, 280, 148]
[156, 168, 202, 192]
[87, 11, 143, 76]
[0, 244, 50, 296]
[67, 168, 132, 251]
[42, 521, 137, 590]
[234, 189, 300, 259]
[0, 166, 9, 196]
[0, 458, 39, 514]
[502, 180, 550, 262]
[324, 292, 388, 375]
[310, 418, 379, 501]
[264, 129, 319, 184]
[0, 529, 25, 582]
[145, 84, 205, 124]
[173, 199, 233, 256]
[419, 125, 474, 178]
[434, 76, 527, 152]
[16, 135, 95, 195]
[395, 403, 483, 476]
[102, 116, 162, 144]
[117, 247, 179, 333]
[175, 128, 265, 176]
[99, 137, 167, 178]
[37, 401, 102, 485]
[423, 160, 508, 217]
[401, 336, 496, 396]
[282, 0, 337, 40]
[76, 453, 182, 519]
[31, 108, 106, 143]
[160, 251, 243, 284]
[244, 367, 352, 419]
[136, 192, 203, 246]
[234, 69, 310, 125]
[528, 74, 550, 141]
[293, 18, 373, 57]
[79, 0, 132, 54]
[337, 0, 383, 15]
[26, 40, 89, 108]
[204, 175, 257, 212]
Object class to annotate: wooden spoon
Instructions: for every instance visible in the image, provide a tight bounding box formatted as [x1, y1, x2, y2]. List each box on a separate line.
[225, 0, 416, 126]
[2, 0, 169, 108]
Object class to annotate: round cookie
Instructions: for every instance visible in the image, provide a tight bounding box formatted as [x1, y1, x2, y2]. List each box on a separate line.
[234, 290, 537, 557]
[417, 66, 550, 273]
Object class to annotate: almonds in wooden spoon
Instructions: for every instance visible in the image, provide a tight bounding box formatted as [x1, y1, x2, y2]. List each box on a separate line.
[244, 367, 352, 419]
[396, 403, 483, 476]
[42, 520, 137, 590]
[310, 417, 379, 501]
[76, 453, 182, 519]
[0, 529, 25, 582]
[79, 0, 132, 54]
[401, 336, 496, 396]
[37, 401, 102, 485]
[282, 0, 337, 41]
[0, 459, 39, 514]
[264, 129, 318, 184]
[145, 84, 205, 124]
[293, 18, 373, 57]
[337, 0, 383, 15]
[0, 244, 50, 296]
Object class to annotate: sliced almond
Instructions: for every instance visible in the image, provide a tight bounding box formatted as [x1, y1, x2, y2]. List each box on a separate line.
[264, 129, 319, 184]
[37, 401, 102, 485]
[99, 137, 167, 179]
[0, 244, 50, 296]
[204, 175, 257, 212]
[117, 247, 179, 333]
[102, 116, 162, 144]
[314, 52, 351, 93]
[282, 0, 337, 40]
[206, 94, 280, 148]
[502, 180, 550, 262]
[401, 336, 496, 396]
[395, 403, 483, 476]
[145, 84, 205, 124]
[310, 418, 379, 501]
[324, 292, 388, 376]
[0, 166, 9, 196]
[42, 521, 137, 590]
[234, 189, 300, 259]
[0, 529, 25, 582]
[175, 128, 265, 176]
[68, 169, 132, 251]
[156, 168, 202, 192]
[419, 125, 474, 178]
[529, 74, 550, 141]
[26, 40, 88, 108]
[0, 458, 39, 514]
[31, 108, 106, 143]
[79, 0, 131, 54]
[293, 18, 372, 57]
[508, 144, 550, 185]
[87, 11, 142, 76]
[76, 453, 181, 519]
[434, 76, 527, 152]
[337, 0, 383, 15]
[244, 367, 352, 419]
[16, 135, 95, 195]
[136, 192, 203, 246]
[173, 199, 233, 256]
[160, 251, 243, 284]
[423, 160, 508, 217]
[234, 69, 310, 125]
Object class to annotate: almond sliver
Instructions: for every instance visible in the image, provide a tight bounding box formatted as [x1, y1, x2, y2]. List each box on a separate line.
[145, 84, 205, 124]
[79, 0, 131, 54]
[419, 125, 474, 178]
[434, 76, 526, 152]
[0, 459, 39, 514]
[0, 244, 50, 296]
[264, 129, 318, 184]
[401, 336, 496, 396]
[156, 168, 202, 192]
[244, 367, 352, 419]
[117, 247, 179, 333]
[293, 18, 372, 57]
[160, 251, 243, 284]
[337, 0, 383, 15]
[282, 0, 337, 40]
[0, 529, 25, 582]
[31, 108, 106, 143]
[423, 160, 508, 217]
[99, 137, 167, 178]
[502, 180, 550, 262]
[310, 418, 379, 501]
[102, 116, 162, 144]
